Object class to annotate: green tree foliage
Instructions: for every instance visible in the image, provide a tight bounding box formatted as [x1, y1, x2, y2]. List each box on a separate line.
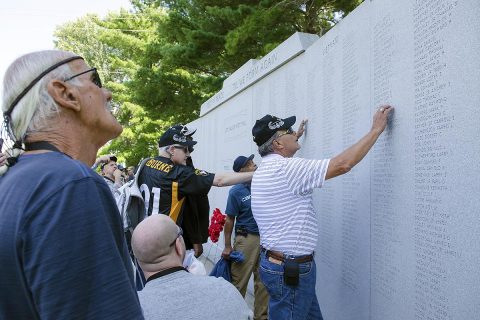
[55, 9, 169, 166]
[133, 0, 362, 116]
[54, 0, 362, 166]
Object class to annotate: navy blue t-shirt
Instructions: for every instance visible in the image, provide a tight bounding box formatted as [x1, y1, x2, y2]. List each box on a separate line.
[0, 152, 143, 319]
[225, 183, 259, 234]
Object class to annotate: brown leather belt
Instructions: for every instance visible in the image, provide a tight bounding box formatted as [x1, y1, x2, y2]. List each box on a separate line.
[264, 248, 313, 264]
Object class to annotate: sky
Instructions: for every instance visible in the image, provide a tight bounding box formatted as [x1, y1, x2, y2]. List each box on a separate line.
[0, 0, 132, 100]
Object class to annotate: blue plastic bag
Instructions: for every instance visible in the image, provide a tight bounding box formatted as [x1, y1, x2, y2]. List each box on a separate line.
[209, 251, 244, 282]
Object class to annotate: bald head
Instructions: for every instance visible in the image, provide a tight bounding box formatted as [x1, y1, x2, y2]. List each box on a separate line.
[132, 215, 185, 273]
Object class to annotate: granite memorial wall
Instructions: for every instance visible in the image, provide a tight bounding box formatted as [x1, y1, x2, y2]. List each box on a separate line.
[189, 0, 480, 319]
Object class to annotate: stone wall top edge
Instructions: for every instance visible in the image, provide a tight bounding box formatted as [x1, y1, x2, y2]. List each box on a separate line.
[199, 32, 320, 117]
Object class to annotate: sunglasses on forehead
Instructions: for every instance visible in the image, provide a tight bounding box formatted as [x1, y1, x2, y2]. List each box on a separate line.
[64, 67, 102, 88]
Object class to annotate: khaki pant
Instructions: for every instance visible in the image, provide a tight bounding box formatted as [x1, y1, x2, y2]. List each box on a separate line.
[231, 234, 269, 320]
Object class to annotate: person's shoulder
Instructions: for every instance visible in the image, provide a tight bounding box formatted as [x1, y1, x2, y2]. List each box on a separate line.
[197, 274, 238, 292]
[176, 164, 213, 179]
[201, 277, 250, 309]
[230, 183, 243, 192]
[286, 156, 325, 166]
[174, 163, 195, 173]
[141, 157, 174, 176]
[146, 272, 240, 297]
[144, 156, 173, 169]
[6, 153, 112, 217]
[230, 183, 248, 194]
[103, 176, 114, 184]
[22, 152, 99, 182]
[153, 155, 172, 164]
[140, 273, 250, 319]
[140, 270, 196, 296]
[259, 154, 289, 167]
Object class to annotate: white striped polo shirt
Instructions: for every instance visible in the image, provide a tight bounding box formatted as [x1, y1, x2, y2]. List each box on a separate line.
[251, 153, 330, 255]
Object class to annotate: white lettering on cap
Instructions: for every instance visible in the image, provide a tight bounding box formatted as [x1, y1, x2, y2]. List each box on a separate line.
[173, 134, 187, 143]
[268, 119, 284, 130]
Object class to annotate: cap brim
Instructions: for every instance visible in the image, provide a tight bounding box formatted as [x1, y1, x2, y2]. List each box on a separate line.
[185, 128, 197, 136]
[281, 116, 296, 130]
[241, 154, 255, 168]
[181, 140, 197, 147]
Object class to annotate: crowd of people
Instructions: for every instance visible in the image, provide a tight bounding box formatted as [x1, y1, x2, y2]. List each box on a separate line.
[0, 49, 393, 319]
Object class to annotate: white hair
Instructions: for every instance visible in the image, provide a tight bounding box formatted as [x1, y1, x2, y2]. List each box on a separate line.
[0, 50, 81, 176]
[157, 145, 173, 159]
[258, 131, 280, 156]
[157, 145, 171, 153]
[2, 50, 83, 139]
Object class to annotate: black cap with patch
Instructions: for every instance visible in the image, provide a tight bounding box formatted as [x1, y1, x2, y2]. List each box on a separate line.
[158, 126, 197, 147]
[170, 124, 197, 136]
[252, 114, 296, 146]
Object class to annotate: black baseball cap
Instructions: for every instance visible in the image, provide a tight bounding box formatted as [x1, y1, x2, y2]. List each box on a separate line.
[233, 154, 254, 172]
[252, 114, 296, 146]
[158, 126, 197, 147]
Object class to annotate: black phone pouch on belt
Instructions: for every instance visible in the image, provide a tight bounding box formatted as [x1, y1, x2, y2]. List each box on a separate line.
[284, 259, 299, 287]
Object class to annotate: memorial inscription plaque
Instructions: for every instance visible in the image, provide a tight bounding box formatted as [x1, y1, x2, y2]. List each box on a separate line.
[191, 0, 480, 319]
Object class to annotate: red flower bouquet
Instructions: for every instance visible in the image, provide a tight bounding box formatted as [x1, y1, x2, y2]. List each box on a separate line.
[208, 208, 226, 243]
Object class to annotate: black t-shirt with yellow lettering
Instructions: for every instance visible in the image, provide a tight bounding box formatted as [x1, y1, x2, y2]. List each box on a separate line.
[138, 156, 214, 224]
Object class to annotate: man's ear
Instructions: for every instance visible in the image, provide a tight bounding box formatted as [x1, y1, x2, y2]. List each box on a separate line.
[47, 80, 81, 112]
[167, 146, 174, 156]
[273, 138, 283, 150]
[175, 237, 186, 257]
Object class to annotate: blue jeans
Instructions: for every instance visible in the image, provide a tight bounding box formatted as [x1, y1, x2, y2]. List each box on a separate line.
[259, 251, 323, 320]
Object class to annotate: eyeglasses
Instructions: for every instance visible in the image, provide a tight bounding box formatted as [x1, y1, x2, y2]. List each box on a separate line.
[173, 145, 189, 153]
[276, 127, 295, 139]
[169, 226, 183, 246]
[64, 67, 102, 88]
